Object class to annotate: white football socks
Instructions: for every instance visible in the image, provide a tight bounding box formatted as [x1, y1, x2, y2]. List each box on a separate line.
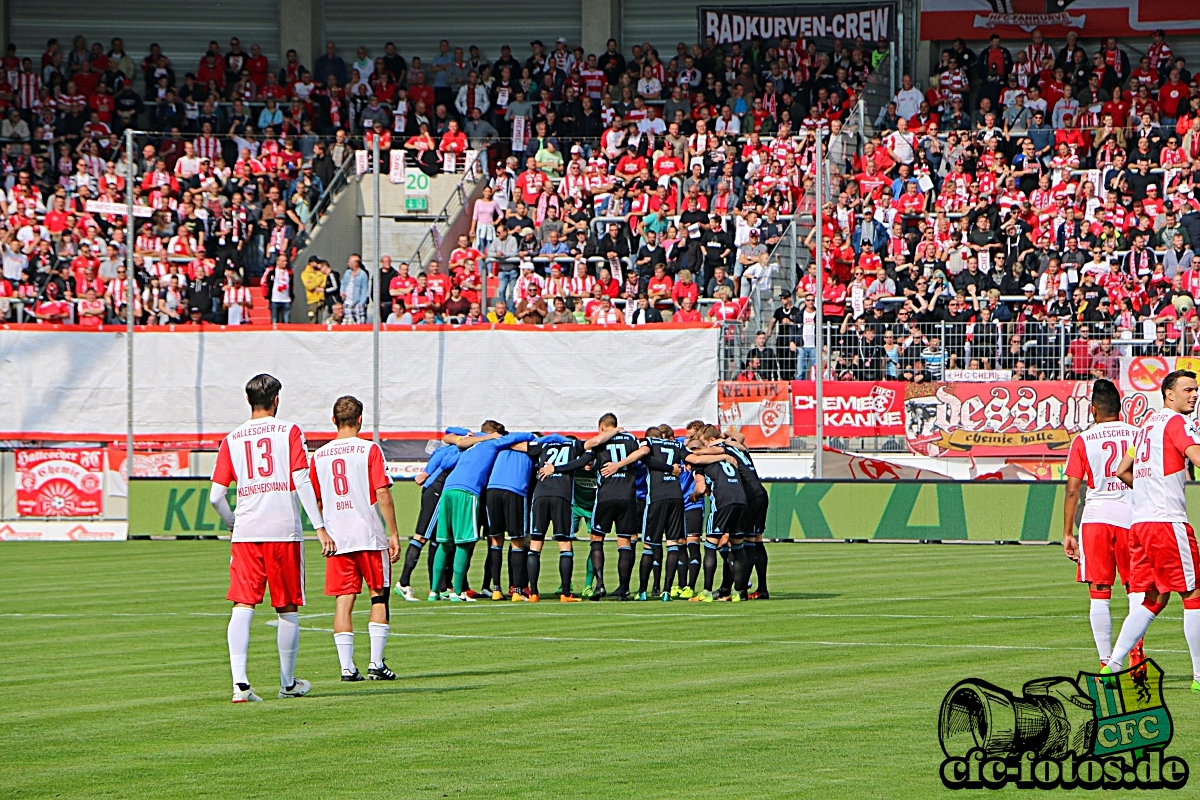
[1128, 592, 1145, 615]
[1109, 604, 1156, 670]
[368, 622, 389, 667]
[1183, 608, 1200, 682]
[334, 632, 355, 672]
[227, 607, 254, 688]
[1089, 598, 1112, 662]
[276, 612, 300, 688]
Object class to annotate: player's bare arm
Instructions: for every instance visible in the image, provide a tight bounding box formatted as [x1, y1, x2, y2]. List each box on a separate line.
[454, 432, 500, 449]
[583, 425, 625, 450]
[538, 448, 593, 480]
[685, 452, 736, 467]
[1062, 475, 1083, 562]
[600, 444, 649, 477]
[1115, 450, 1135, 489]
[376, 486, 401, 563]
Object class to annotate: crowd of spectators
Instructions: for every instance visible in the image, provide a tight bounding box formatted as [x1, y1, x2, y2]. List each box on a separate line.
[7, 26, 1200, 350]
[742, 28, 1200, 384]
[0, 34, 377, 325]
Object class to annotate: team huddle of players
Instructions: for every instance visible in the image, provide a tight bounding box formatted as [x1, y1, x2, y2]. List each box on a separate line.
[206, 373, 773, 703]
[397, 415, 771, 605]
[1063, 373, 1200, 689]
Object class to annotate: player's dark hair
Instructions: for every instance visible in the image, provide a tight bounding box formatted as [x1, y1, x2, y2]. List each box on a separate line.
[699, 424, 721, 441]
[598, 413, 618, 429]
[1091, 379, 1121, 417]
[657, 424, 674, 439]
[480, 419, 506, 435]
[333, 395, 363, 427]
[1162, 369, 1197, 399]
[245, 373, 281, 411]
[685, 419, 705, 433]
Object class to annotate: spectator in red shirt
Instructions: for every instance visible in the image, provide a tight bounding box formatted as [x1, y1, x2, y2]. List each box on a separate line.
[1067, 325, 1095, 377]
[246, 43, 269, 88]
[646, 264, 673, 308]
[439, 119, 467, 158]
[1160, 67, 1189, 123]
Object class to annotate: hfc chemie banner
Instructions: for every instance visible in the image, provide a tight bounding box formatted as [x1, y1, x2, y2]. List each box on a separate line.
[699, 4, 895, 47]
[791, 380, 906, 437]
[920, 1, 1200, 40]
[717, 381, 791, 448]
[904, 381, 1092, 457]
[15, 449, 104, 517]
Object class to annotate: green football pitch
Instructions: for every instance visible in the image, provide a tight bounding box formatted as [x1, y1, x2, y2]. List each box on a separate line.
[3, 541, 1199, 799]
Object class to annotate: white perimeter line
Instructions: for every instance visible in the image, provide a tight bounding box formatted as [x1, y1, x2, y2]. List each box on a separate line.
[0, 611, 1113, 621]
[264, 623, 1192, 654]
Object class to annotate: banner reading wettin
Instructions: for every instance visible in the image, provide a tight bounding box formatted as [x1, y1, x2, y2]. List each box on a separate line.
[718, 381, 791, 448]
[699, 4, 895, 47]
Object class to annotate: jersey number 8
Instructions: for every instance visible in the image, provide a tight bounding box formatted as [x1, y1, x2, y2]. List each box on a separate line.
[720, 461, 738, 477]
[331, 458, 350, 496]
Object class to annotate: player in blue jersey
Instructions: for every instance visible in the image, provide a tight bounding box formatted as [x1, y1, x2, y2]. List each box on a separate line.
[432, 423, 535, 601]
[395, 427, 470, 602]
[484, 433, 567, 601]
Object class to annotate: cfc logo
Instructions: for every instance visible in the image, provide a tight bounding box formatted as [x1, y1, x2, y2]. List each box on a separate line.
[938, 660, 1187, 790]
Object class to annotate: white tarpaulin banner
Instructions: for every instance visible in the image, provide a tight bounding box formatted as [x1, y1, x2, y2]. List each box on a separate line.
[0, 327, 719, 439]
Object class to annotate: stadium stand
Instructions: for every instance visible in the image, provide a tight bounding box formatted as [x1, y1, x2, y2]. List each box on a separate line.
[1, 27, 1199, 387]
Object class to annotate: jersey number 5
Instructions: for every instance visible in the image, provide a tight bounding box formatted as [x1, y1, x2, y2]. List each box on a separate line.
[243, 437, 274, 478]
[331, 458, 349, 496]
[1137, 426, 1154, 464]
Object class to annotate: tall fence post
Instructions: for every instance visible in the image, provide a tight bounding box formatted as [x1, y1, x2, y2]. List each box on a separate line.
[371, 136, 381, 444]
[814, 126, 824, 479]
[125, 128, 135, 480]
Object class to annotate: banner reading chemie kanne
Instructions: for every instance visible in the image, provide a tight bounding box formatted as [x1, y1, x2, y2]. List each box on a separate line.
[699, 4, 895, 47]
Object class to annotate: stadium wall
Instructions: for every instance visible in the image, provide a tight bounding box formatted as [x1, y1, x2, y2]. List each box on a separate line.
[118, 477, 1124, 543]
[0, 326, 719, 441]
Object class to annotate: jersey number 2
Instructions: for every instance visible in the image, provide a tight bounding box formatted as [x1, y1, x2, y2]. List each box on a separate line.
[1101, 440, 1128, 477]
[243, 438, 274, 478]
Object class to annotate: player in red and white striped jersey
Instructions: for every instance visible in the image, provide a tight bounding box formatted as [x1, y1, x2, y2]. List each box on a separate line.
[1063, 380, 1143, 667]
[310, 396, 400, 682]
[209, 374, 329, 703]
[1110, 370, 1200, 688]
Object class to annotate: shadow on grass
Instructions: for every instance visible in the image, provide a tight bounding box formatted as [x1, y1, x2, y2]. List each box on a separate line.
[341, 684, 485, 696]
[765, 592, 841, 601]
[403, 669, 513, 681]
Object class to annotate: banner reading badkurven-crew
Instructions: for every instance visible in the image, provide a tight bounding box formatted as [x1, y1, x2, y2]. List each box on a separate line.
[698, 4, 895, 48]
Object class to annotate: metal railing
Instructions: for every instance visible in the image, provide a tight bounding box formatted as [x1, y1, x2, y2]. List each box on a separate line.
[295, 155, 356, 250]
[406, 161, 485, 268]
